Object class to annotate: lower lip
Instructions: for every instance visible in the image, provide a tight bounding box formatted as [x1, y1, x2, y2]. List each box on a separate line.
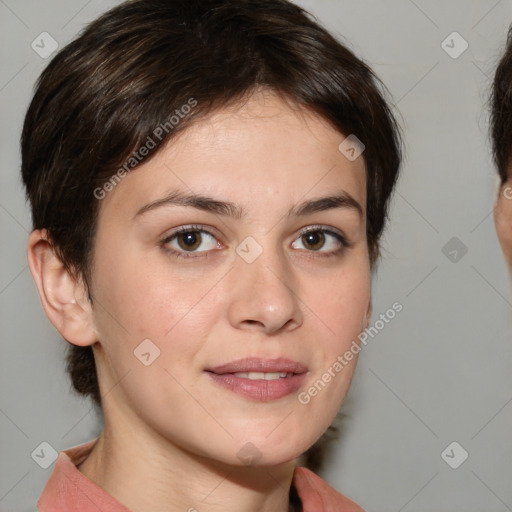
[206, 372, 307, 402]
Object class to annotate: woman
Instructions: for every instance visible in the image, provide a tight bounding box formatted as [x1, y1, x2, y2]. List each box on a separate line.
[21, 0, 402, 510]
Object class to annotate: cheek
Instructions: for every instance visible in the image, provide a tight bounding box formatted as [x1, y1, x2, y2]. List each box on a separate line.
[300, 260, 370, 409]
[309, 261, 371, 349]
[89, 256, 220, 413]
[89, 250, 227, 392]
[92, 243, 219, 339]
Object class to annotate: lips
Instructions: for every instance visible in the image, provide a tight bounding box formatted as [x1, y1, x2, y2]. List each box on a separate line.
[205, 357, 308, 402]
[205, 357, 308, 375]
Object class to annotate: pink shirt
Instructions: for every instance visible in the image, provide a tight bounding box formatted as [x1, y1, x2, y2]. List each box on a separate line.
[38, 439, 365, 511]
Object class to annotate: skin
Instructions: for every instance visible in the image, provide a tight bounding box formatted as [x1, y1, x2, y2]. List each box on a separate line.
[27, 89, 371, 512]
[494, 179, 512, 270]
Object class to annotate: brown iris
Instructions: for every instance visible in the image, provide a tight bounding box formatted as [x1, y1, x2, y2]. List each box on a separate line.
[302, 231, 325, 251]
[177, 231, 202, 251]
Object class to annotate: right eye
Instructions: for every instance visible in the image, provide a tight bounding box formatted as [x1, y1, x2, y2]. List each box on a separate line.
[160, 224, 221, 259]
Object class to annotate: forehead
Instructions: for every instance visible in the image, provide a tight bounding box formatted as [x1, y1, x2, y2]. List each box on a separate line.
[99, 90, 367, 219]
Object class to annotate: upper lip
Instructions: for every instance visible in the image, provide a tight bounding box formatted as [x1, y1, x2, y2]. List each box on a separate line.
[206, 357, 308, 375]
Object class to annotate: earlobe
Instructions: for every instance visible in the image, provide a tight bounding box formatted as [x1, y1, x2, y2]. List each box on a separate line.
[27, 229, 97, 347]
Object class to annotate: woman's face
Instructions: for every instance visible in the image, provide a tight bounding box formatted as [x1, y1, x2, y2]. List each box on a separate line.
[88, 90, 371, 466]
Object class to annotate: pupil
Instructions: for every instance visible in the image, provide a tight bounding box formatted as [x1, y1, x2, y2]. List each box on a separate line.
[304, 231, 324, 250]
[179, 231, 201, 250]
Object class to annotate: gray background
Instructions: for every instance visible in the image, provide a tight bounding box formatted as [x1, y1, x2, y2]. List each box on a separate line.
[1, 0, 512, 511]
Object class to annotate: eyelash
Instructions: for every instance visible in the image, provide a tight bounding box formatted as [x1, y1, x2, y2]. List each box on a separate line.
[160, 224, 351, 260]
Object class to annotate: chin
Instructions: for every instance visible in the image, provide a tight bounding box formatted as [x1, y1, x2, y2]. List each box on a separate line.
[239, 431, 321, 467]
[201, 433, 313, 468]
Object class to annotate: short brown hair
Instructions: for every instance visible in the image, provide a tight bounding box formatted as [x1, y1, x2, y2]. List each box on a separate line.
[21, 0, 402, 469]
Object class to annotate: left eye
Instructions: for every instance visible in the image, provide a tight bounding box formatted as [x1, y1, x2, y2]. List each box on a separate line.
[291, 228, 346, 253]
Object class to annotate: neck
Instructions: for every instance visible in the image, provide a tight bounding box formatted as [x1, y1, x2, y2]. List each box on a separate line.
[77, 419, 298, 512]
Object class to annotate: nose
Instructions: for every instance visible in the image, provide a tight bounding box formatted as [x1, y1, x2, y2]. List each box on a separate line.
[226, 243, 303, 335]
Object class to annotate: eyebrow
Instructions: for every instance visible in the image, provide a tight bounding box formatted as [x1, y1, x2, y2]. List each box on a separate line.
[133, 189, 363, 220]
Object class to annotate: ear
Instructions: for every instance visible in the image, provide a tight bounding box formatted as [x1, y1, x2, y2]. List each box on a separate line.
[494, 179, 512, 271]
[363, 297, 372, 330]
[27, 229, 97, 347]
